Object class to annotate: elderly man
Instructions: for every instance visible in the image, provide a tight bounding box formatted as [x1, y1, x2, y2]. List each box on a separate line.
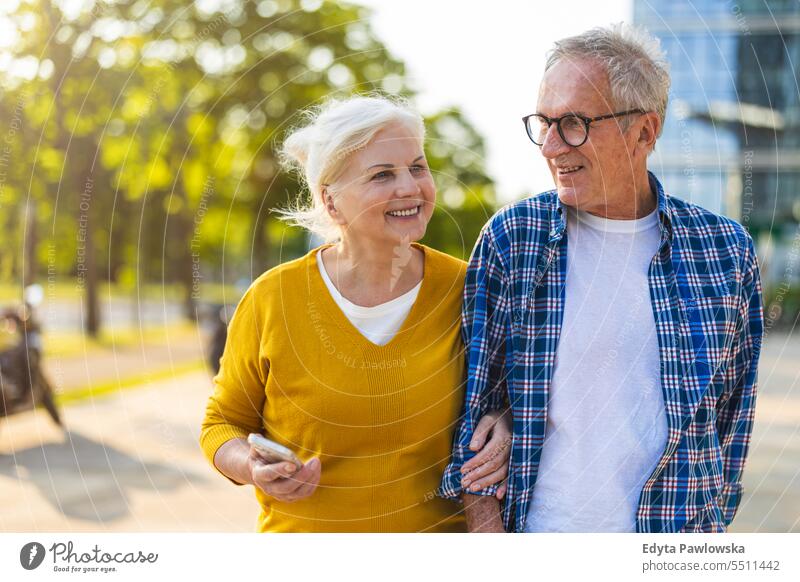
[439, 23, 763, 533]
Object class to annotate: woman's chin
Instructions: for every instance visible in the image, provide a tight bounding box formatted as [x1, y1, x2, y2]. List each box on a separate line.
[384, 219, 428, 243]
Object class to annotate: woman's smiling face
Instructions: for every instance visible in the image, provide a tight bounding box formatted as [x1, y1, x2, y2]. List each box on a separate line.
[326, 122, 435, 247]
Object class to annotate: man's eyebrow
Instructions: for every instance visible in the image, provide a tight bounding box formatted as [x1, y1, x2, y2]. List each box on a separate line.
[536, 110, 589, 117]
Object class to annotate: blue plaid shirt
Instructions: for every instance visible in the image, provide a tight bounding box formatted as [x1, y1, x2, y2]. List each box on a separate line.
[439, 172, 763, 533]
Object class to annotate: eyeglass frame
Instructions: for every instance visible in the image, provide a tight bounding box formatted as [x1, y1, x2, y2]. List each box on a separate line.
[521, 109, 646, 147]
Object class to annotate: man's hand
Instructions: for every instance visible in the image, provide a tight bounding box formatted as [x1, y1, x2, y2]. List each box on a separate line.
[248, 449, 322, 503]
[463, 493, 506, 533]
[461, 408, 512, 499]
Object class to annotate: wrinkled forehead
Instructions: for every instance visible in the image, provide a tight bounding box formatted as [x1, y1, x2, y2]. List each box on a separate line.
[537, 58, 614, 116]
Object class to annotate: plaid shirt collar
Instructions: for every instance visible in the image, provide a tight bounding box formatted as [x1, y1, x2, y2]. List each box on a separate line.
[548, 171, 675, 245]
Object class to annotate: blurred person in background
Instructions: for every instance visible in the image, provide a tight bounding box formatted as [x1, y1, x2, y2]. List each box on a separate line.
[200, 96, 511, 532]
[440, 23, 763, 533]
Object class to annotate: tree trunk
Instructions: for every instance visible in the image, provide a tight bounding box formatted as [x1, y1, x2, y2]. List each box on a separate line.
[176, 208, 197, 320]
[22, 198, 37, 287]
[83, 201, 100, 337]
[80, 166, 100, 337]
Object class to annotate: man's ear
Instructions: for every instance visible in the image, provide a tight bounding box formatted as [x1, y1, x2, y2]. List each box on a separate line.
[637, 112, 660, 154]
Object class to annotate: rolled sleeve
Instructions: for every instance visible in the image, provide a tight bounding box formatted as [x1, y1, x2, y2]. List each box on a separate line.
[715, 233, 763, 525]
[439, 227, 511, 500]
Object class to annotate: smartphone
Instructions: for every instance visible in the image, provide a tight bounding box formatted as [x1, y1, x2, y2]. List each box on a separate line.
[247, 433, 303, 470]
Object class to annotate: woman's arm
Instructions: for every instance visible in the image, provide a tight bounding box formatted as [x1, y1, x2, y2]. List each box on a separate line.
[214, 437, 322, 502]
[200, 287, 269, 482]
[213, 438, 255, 485]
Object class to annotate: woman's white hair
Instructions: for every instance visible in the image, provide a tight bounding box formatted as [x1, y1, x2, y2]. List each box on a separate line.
[546, 23, 671, 136]
[277, 94, 425, 242]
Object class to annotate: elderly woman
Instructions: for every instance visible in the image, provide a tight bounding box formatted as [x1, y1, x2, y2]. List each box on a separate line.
[199, 96, 510, 533]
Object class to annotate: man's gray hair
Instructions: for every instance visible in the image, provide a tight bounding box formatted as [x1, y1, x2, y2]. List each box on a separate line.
[546, 23, 671, 136]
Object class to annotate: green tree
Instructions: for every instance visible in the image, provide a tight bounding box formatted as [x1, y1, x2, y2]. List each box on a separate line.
[0, 0, 498, 335]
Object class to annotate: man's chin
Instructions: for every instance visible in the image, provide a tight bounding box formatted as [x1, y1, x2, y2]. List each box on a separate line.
[556, 187, 580, 210]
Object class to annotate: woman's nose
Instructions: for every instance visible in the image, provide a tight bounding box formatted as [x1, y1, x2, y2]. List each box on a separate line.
[395, 167, 421, 195]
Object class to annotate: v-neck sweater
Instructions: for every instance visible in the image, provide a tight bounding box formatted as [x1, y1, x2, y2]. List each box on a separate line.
[316, 249, 422, 346]
[200, 243, 467, 532]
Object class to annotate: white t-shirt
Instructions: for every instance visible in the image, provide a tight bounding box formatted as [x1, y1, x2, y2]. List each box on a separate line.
[524, 206, 669, 533]
[316, 251, 421, 346]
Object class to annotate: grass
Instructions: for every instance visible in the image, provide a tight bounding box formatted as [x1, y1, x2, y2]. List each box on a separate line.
[0, 280, 240, 303]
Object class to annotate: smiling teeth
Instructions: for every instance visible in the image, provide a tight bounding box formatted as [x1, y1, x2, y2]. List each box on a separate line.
[387, 206, 419, 217]
[559, 166, 582, 173]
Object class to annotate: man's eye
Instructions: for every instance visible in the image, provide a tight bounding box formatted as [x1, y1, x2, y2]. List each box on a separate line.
[410, 165, 428, 174]
[561, 116, 583, 130]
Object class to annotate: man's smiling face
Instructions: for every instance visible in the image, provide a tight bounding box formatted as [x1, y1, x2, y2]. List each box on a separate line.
[536, 58, 641, 215]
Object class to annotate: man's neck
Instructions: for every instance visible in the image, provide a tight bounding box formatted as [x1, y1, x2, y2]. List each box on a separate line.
[582, 173, 657, 220]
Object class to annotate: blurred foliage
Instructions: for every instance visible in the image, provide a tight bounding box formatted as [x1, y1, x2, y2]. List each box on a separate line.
[422, 107, 497, 259]
[0, 0, 497, 331]
[763, 284, 800, 332]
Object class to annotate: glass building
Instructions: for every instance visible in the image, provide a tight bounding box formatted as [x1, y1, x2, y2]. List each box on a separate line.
[635, 0, 800, 285]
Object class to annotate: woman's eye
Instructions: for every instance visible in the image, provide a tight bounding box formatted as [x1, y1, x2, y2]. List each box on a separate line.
[410, 165, 428, 174]
[372, 171, 392, 181]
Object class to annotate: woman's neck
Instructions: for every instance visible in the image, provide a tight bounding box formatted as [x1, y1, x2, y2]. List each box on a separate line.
[320, 237, 424, 307]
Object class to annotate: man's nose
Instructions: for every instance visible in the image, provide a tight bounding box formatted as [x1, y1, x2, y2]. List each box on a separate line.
[540, 123, 571, 159]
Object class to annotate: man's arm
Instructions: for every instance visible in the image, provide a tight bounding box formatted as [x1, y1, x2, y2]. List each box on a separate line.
[462, 493, 505, 533]
[438, 226, 512, 512]
[716, 234, 763, 526]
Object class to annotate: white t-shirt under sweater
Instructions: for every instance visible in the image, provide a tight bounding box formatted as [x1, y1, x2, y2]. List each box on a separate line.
[317, 251, 421, 346]
[524, 206, 669, 533]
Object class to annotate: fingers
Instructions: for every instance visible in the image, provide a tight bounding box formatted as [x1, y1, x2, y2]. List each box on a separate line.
[253, 463, 301, 497]
[463, 463, 508, 494]
[283, 458, 322, 502]
[253, 460, 298, 483]
[462, 427, 512, 475]
[252, 457, 322, 502]
[462, 426, 511, 491]
[469, 411, 499, 452]
[293, 457, 321, 486]
[462, 438, 507, 476]
[495, 482, 507, 500]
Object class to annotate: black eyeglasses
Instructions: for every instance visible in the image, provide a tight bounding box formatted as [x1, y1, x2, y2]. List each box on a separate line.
[522, 109, 645, 147]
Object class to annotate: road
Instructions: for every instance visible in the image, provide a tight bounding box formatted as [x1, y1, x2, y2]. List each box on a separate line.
[0, 333, 798, 532]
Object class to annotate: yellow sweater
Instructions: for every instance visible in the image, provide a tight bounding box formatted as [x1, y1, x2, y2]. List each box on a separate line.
[200, 244, 467, 532]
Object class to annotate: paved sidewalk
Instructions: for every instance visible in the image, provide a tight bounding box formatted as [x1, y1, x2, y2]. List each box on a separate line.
[0, 334, 798, 532]
[730, 332, 800, 532]
[0, 370, 259, 532]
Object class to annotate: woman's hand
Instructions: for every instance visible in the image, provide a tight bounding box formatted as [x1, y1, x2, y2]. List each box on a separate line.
[248, 448, 322, 503]
[460, 408, 512, 499]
